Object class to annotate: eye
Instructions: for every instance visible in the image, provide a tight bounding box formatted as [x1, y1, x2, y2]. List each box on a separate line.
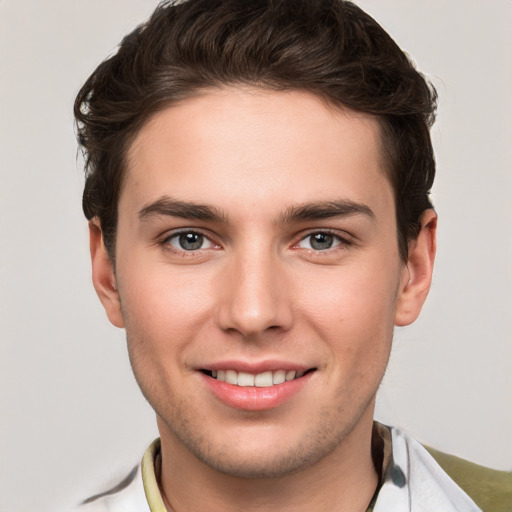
[297, 232, 343, 251]
[165, 231, 217, 251]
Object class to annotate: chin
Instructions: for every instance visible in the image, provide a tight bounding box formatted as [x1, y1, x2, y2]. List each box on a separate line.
[160, 405, 365, 480]
[187, 441, 330, 479]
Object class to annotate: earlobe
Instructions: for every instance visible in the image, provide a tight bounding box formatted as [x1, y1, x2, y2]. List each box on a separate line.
[394, 209, 437, 327]
[89, 219, 125, 328]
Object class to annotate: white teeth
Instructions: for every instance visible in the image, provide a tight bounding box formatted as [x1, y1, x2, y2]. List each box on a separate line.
[225, 370, 238, 385]
[272, 370, 286, 385]
[212, 369, 306, 387]
[254, 371, 273, 387]
[237, 372, 255, 386]
[285, 370, 296, 381]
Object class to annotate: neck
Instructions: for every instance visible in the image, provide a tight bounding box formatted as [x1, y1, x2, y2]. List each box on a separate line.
[157, 409, 379, 512]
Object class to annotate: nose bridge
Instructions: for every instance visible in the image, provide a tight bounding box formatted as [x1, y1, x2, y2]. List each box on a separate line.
[216, 239, 292, 337]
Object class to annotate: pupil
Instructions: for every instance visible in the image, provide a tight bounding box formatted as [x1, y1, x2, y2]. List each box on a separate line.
[311, 233, 333, 250]
[179, 232, 203, 250]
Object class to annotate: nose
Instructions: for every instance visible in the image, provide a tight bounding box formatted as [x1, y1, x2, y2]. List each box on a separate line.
[215, 248, 294, 338]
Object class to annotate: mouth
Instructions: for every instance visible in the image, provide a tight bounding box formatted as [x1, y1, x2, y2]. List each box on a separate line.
[200, 368, 316, 388]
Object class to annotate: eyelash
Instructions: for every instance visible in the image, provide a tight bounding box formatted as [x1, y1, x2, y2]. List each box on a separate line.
[159, 228, 352, 257]
[160, 229, 220, 257]
[294, 230, 351, 253]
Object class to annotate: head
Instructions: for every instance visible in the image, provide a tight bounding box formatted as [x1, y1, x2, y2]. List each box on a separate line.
[75, 0, 437, 265]
[76, 0, 438, 482]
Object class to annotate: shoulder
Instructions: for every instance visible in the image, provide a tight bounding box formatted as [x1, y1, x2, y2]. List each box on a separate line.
[73, 439, 163, 512]
[424, 444, 512, 512]
[74, 464, 150, 512]
[387, 426, 511, 512]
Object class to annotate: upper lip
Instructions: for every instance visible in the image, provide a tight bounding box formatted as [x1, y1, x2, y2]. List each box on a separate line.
[197, 360, 314, 374]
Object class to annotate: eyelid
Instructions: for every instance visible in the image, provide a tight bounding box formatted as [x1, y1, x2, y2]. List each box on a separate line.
[297, 228, 350, 242]
[160, 227, 222, 253]
[157, 227, 354, 255]
[292, 229, 354, 252]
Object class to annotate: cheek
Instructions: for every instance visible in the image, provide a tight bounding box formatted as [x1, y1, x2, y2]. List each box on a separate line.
[298, 264, 399, 362]
[117, 261, 214, 359]
[301, 262, 398, 321]
[118, 267, 210, 407]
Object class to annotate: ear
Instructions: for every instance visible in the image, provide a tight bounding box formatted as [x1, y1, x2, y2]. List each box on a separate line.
[89, 219, 124, 328]
[394, 209, 437, 327]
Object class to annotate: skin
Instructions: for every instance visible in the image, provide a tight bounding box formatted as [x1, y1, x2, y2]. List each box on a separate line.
[90, 88, 436, 512]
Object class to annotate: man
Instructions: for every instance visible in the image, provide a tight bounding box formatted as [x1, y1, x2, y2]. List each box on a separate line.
[74, 0, 511, 510]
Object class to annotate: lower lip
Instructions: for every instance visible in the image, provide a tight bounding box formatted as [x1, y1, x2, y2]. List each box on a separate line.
[201, 372, 313, 411]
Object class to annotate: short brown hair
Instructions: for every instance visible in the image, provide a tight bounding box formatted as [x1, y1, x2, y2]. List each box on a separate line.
[75, 0, 437, 261]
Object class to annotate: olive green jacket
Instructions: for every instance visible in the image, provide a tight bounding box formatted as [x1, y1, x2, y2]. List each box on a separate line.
[425, 445, 511, 512]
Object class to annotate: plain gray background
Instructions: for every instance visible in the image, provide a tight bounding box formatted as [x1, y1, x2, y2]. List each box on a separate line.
[1, 1, 511, 511]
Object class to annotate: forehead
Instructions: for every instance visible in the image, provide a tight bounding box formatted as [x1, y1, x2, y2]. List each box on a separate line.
[123, 87, 392, 220]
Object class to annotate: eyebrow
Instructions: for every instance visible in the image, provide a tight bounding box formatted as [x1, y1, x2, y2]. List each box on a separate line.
[138, 197, 227, 222]
[280, 200, 375, 223]
[138, 197, 375, 224]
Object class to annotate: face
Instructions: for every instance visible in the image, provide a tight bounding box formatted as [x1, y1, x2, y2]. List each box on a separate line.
[92, 87, 434, 478]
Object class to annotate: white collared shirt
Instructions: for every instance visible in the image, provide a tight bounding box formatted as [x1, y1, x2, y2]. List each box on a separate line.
[76, 426, 481, 512]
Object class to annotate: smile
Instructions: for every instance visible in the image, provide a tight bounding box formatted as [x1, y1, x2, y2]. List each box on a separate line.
[200, 366, 316, 410]
[202, 369, 313, 387]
